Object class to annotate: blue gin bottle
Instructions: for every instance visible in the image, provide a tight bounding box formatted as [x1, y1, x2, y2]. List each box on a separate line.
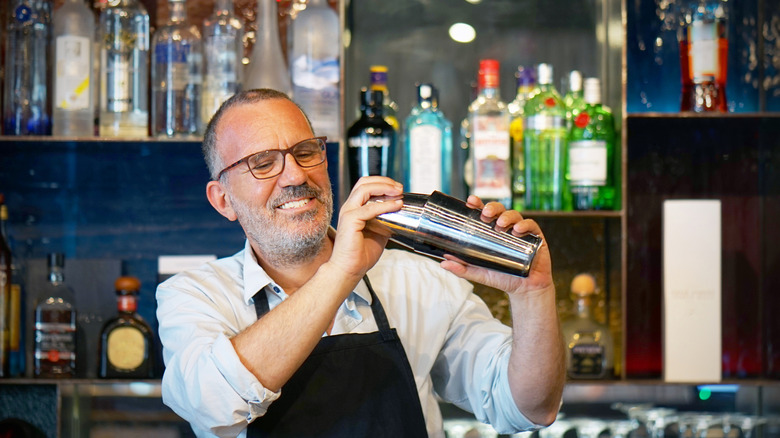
[403, 83, 453, 194]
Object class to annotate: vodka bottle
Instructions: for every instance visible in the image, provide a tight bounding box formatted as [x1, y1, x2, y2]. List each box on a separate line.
[563, 70, 585, 130]
[245, 0, 291, 95]
[403, 83, 453, 194]
[34, 253, 77, 378]
[508, 66, 535, 211]
[468, 59, 511, 208]
[523, 63, 568, 211]
[98, 0, 149, 138]
[201, 0, 243, 126]
[561, 273, 614, 379]
[347, 88, 395, 187]
[568, 78, 617, 210]
[151, 0, 203, 138]
[289, 0, 340, 140]
[52, 0, 95, 137]
[3, 0, 53, 135]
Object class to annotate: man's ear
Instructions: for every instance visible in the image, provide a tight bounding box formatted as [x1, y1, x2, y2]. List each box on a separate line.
[206, 180, 238, 221]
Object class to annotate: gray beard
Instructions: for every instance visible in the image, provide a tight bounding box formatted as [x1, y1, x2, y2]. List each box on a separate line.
[230, 184, 333, 268]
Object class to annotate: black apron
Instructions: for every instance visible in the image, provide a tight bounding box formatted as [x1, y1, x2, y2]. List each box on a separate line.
[247, 276, 429, 438]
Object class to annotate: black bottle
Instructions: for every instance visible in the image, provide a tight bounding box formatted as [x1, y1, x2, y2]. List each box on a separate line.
[346, 87, 396, 188]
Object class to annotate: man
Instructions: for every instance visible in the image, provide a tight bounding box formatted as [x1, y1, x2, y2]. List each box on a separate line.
[156, 88, 565, 437]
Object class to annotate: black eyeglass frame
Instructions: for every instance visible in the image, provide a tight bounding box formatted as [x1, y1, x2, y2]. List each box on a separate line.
[215, 136, 328, 181]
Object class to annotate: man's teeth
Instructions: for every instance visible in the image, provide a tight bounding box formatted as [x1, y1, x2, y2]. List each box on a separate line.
[278, 199, 310, 210]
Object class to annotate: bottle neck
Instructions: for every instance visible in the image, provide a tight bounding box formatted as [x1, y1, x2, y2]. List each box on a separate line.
[48, 267, 65, 285]
[214, 0, 234, 16]
[259, 0, 280, 30]
[575, 296, 594, 319]
[169, 0, 186, 23]
[117, 294, 138, 313]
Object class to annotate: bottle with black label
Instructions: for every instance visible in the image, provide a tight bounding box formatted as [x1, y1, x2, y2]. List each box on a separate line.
[561, 273, 614, 379]
[99, 276, 154, 378]
[346, 87, 396, 188]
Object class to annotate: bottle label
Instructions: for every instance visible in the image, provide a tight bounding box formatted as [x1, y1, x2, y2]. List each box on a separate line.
[155, 42, 191, 91]
[117, 295, 137, 313]
[526, 114, 565, 131]
[56, 35, 92, 110]
[292, 55, 341, 141]
[348, 134, 391, 178]
[107, 326, 146, 370]
[569, 342, 605, 377]
[689, 21, 719, 83]
[408, 124, 443, 193]
[472, 114, 511, 200]
[569, 140, 608, 186]
[35, 322, 77, 361]
[102, 50, 132, 113]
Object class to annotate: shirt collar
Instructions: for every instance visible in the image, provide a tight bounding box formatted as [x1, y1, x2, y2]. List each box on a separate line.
[240, 227, 373, 306]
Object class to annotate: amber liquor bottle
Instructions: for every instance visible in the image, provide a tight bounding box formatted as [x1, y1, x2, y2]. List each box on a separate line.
[98, 276, 154, 378]
[34, 253, 77, 378]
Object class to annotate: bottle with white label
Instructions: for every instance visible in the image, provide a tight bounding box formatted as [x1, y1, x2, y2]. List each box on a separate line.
[403, 83, 452, 194]
[201, 0, 243, 126]
[98, 0, 149, 137]
[467, 59, 511, 208]
[52, 0, 95, 137]
[568, 78, 617, 210]
[289, 0, 340, 140]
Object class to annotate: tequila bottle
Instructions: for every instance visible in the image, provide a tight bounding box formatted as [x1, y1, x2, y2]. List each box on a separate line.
[468, 59, 511, 208]
[403, 83, 453, 194]
[201, 0, 242, 126]
[34, 253, 77, 378]
[523, 63, 568, 211]
[568, 78, 617, 210]
[508, 66, 535, 211]
[99, 276, 154, 378]
[98, 0, 149, 137]
[561, 273, 614, 379]
[152, 0, 203, 138]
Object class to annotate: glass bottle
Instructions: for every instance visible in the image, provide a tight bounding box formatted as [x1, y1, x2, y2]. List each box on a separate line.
[523, 63, 568, 211]
[403, 83, 453, 194]
[0, 195, 11, 376]
[347, 88, 395, 188]
[561, 273, 614, 379]
[0, 196, 25, 377]
[245, 0, 291, 95]
[678, 0, 728, 112]
[201, 0, 243, 127]
[151, 0, 203, 138]
[98, 0, 149, 138]
[468, 59, 511, 208]
[369, 65, 399, 132]
[3, 0, 53, 136]
[99, 276, 154, 379]
[289, 0, 340, 141]
[52, 0, 95, 137]
[508, 66, 536, 211]
[568, 78, 617, 210]
[563, 70, 585, 129]
[34, 253, 77, 378]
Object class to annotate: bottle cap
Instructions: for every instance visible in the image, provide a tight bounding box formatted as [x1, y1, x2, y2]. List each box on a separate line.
[47, 253, 65, 268]
[568, 70, 583, 92]
[583, 78, 602, 104]
[417, 83, 434, 104]
[570, 273, 597, 297]
[537, 63, 554, 85]
[370, 65, 389, 89]
[115, 276, 141, 292]
[478, 59, 500, 89]
[515, 66, 536, 88]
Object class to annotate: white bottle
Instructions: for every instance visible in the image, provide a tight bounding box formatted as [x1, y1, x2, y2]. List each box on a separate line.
[201, 0, 243, 126]
[289, 0, 340, 140]
[52, 0, 96, 137]
[245, 0, 292, 95]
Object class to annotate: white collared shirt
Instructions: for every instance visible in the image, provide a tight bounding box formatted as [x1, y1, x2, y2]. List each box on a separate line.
[156, 239, 540, 437]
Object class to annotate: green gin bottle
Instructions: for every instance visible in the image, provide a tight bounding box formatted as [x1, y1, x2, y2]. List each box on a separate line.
[508, 66, 535, 211]
[523, 63, 568, 211]
[568, 78, 617, 210]
[563, 70, 585, 130]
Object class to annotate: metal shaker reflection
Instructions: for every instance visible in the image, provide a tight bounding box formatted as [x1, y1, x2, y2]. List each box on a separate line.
[367, 191, 543, 277]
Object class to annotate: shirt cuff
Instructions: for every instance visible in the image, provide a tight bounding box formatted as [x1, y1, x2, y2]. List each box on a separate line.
[211, 333, 282, 420]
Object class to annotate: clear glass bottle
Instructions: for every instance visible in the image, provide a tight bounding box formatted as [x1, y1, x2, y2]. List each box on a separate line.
[34, 253, 77, 378]
[403, 83, 453, 194]
[561, 273, 614, 379]
[3, 0, 53, 136]
[523, 63, 568, 211]
[508, 66, 536, 211]
[347, 88, 395, 188]
[289, 0, 340, 141]
[98, 0, 149, 138]
[52, 0, 95, 137]
[151, 0, 203, 138]
[201, 0, 242, 126]
[245, 0, 291, 95]
[99, 276, 154, 379]
[563, 70, 585, 130]
[468, 59, 511, 208]
[568, 78, 617, 210]
[678, 0, 728, 112]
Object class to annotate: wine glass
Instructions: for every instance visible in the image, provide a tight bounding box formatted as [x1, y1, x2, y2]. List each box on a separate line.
[721, 414, 766, 438]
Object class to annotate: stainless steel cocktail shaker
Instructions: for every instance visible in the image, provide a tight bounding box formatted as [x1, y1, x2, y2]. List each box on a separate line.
[367, 191, 543, 277]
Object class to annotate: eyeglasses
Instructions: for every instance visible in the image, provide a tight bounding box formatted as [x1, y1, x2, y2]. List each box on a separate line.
[216, 137, 327, 181]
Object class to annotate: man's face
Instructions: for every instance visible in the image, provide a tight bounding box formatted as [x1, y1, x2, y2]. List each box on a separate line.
[216, 99, 333, 266]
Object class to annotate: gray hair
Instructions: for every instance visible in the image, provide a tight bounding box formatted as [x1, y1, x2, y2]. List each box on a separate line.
[202, 88, 313, 180]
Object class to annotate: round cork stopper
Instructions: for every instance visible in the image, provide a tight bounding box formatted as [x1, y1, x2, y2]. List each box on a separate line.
[115, 276, 141, 292]
[570, 273, 597, 297]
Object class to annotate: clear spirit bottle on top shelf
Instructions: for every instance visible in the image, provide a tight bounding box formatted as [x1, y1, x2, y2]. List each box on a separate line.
[34, 253, 77, 378]
[403, 83, 453, 194]
[98, 0, 150, 138]
[245, 0, 291, 95]
[508, 66, 536, 211]
[152, 0, 203, 138]
[201, 0, 243, 126]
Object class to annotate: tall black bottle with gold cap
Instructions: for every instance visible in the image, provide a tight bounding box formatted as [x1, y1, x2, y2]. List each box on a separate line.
[98, 276, 154, 378]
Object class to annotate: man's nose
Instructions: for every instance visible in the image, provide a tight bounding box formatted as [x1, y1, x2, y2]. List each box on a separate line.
[277, 153, 308, 186]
